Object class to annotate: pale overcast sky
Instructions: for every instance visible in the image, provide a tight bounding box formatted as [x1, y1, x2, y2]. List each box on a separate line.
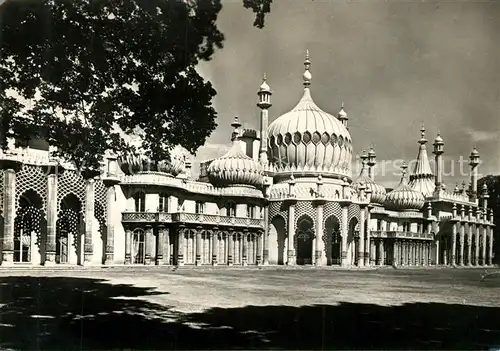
[194, 0, 500, 187]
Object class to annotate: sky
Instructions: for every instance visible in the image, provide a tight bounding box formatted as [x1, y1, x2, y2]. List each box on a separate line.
[194, 0, 500, 187]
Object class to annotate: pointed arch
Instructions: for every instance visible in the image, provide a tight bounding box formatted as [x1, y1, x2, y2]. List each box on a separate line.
[269, 215, 286, 265]
[296, 214, 314, 265]
[14, 189, 46, 263]
[324, 215, 341, 265]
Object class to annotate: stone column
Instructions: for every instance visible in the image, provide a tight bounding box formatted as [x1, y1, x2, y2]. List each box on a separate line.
[195, 228, 202, 266]
[482, 226, 487, 266]
[242, 231, 248, 266]
[83, 177, 95, 264]
[104, 184, 117, 264]
[358, 206, 366, 267]
[314, 200, 324, 266]
[393, 240, 399, 266]
[341, 204, 349, 267]
[156, 227, 165, 265]
[287, 202, 296, 265]
[212, 229, 218, 266]
[451, 223, 457, 266]
[1, 161, 20, 265]
[488, 227, 493, 266]
[370, 239, 376, 266]
[44, 165, 61, 265]
[474, 224, 480, 266]
[177, 227, 185, 266]
[256, 231, 263, 265]
[124, 228, 132, 264]
[262, 206, 269, 265]
[144, 225, 153, 265]
[466, 223, 471, 266]
[365, 207, 371, 266]
[459, 223, 465, 266]
[165, 227, 170, 265]
[377, 240, 383, 266]
[227, 231, 234, 266]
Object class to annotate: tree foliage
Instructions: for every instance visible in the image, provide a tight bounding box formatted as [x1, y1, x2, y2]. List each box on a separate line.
[243, 0, 273, 29]
[0, 0, 224, 172]
[0, 0, 272, 174]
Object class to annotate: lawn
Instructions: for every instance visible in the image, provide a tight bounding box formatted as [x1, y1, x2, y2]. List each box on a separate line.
[0, 266, 499, 350]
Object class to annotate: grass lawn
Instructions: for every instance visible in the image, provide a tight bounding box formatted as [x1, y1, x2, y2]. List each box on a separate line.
[0, 266, 500, 350]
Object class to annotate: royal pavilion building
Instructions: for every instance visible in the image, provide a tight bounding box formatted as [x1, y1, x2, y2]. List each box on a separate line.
[0, 52, 495, 267]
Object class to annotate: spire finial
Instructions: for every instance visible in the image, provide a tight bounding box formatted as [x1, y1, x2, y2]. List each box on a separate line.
[303, 49, 311, 87]
[418, 122, 427, 145]
[401, 161, 408, 176]
[263, 72, 267, 81]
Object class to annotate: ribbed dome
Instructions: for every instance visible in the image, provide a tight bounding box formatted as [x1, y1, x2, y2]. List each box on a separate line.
[207, 140, 263, 187]
[118, 145, 186, 176]
[385, 165, 425, 211]
[353, 156, 386, 205]
[267, 53, 352, 180]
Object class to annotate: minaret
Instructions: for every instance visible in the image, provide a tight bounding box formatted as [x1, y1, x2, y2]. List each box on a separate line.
[468, 147, 480, 202]
[481, 183, 489, 211]
[257, 73, 272, 165]
[367, 145, 376, 181]
[432, 131, 444, 189]
[338, 102, 348, 129]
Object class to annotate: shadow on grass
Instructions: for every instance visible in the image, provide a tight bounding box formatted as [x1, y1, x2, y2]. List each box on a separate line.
[0, 275, 500, 350]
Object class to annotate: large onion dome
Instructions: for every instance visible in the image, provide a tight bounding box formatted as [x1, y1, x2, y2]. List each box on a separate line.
[353, 150, 386, 205]
[267, 51, 352, 180]
[207, 139, 263, 187]
[385, 163, 425, 211]
[118, 145, 187, 176]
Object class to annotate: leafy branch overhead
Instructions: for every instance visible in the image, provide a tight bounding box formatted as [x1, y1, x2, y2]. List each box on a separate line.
[0, 0, 270, 173]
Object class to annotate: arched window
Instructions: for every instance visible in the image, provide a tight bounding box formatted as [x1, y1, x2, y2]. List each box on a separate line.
[134, 192, 146, 212]
[158, 193, 169, 212]
[226, 201, 236, 217]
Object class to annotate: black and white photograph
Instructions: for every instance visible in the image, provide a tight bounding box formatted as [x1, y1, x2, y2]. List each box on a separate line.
[0, 0, 499, 349]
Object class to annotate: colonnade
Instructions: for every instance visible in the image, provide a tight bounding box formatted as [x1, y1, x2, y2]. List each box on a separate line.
[124, 226, 264, 266]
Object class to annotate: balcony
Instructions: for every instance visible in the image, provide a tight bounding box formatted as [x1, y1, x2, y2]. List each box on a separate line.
[121, 212, 264, 229]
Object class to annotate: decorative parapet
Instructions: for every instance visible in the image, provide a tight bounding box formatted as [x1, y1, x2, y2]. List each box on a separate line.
[121, 211, 264, 228]
[386, 231, 434, 240]
[120, 172, 264, 198]
[430, 188, 475, 206]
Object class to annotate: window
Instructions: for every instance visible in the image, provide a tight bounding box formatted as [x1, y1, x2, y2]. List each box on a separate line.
[134, 192, 146, 212]
[225, 201, 236, 217]
[158, 193, 169, 212]
[247, 205, 256, 218]
[377, 219, 382, 231]
[195, 201, 205, 214]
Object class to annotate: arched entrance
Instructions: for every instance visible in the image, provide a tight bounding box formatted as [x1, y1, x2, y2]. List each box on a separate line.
[14, 190, 44, 264]
[325, 216, 341, 265]
[296, 215, 313, 265]
[56, 194, 82, 264]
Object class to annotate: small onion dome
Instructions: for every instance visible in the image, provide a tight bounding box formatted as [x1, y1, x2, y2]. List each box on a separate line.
[434, 133, 444, 145]
[259, 73, 271, 93]
[207, 140, 263, 187]
[353, 151, 386, 204]
[337, 103, 348, 120]
[385, 163, 425, 211]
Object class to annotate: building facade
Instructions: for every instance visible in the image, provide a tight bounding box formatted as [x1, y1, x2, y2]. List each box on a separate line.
[0, 52, 495, 267]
